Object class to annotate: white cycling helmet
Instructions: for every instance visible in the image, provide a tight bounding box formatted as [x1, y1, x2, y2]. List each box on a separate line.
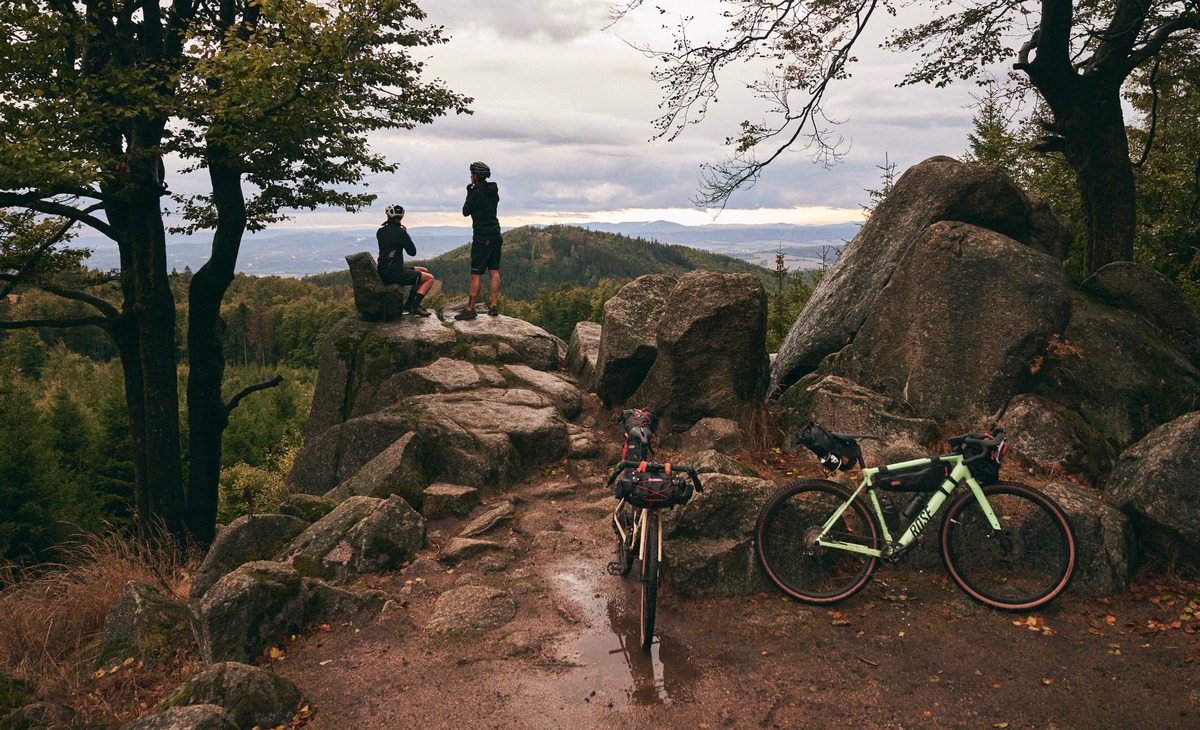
[385, 204, 404, 219]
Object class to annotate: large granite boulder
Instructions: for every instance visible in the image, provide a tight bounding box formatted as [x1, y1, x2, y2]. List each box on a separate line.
[997, 394, 1113, 482]
[396, 388, 570, 488]
[326, 431, 427, 506]
[286, 412, 414, 495]
[1105, 412, 1200, 563]
[1081, 261, 1200, 369]
[1031, 295, 1200, 450]
[190, 561, 387, 664]
[663, 474, 778, 596]
[284, 495, 425, 581]
[157, 662, 302, 730]
[189, 514, 309, 602]
[303, 316, 459, 439]
[821, 221, 1072, 424]
[289, 312, 578, 500]
[779, 374, 939, 466]
[773, 156, 1044, 391]
[592, 274, 676, 406]
[1042, 482, 1134, 597]
[630, 270, 770, 432]
[503, 364, 582, 419]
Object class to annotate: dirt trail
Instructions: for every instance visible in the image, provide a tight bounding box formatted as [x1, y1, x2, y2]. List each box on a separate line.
[272, 421, 1200, 730]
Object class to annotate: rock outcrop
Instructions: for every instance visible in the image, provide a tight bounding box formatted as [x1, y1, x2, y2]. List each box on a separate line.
[592, 274, 676, 406]
[629, 270, 769, 432]
[773, 156, 1045, 390]
[1105, 412, 1200, 563]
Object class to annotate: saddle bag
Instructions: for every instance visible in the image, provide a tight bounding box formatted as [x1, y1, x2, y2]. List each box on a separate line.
[796, 421, 862, 472]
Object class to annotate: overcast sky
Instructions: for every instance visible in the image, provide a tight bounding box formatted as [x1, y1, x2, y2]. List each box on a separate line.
[268, 0, 990, 231]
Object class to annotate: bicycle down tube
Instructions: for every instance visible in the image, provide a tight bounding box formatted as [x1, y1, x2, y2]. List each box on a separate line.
[815, 456, 1002, 559]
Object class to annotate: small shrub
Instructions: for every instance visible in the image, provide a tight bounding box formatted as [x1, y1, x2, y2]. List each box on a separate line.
[216, 447, 296, 524]
[0, 528, 200, 726]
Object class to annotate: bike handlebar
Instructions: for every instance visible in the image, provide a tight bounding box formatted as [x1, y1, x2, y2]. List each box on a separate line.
[606, 460, 704, 493]
[948, 429, 1006, 462]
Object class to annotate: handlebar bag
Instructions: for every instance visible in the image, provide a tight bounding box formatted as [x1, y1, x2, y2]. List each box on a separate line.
[617, 470, 693, 509]
[951, 434, 1004, 485]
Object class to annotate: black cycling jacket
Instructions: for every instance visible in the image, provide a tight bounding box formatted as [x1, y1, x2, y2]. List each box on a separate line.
[376, 220, 416, 281]
[462, 181, 501, 238]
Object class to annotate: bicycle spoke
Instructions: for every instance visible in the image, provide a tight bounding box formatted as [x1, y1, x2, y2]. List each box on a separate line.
[756, 481, 879, 604]
[941, 482, 1076, 610]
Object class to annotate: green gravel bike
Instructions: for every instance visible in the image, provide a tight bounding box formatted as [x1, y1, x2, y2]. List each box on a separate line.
[755, 422, 1077, 611]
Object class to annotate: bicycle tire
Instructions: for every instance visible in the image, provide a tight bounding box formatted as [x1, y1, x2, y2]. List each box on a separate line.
[639, 509, 660, 652]
[755, 480, 880, 604]
[615, 505, 636, 577]
[941, 481, 1076, 610]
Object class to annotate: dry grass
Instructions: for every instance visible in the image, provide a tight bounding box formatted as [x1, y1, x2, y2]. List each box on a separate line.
[0, 528, 202, 726]
[740, 400, 785, 454]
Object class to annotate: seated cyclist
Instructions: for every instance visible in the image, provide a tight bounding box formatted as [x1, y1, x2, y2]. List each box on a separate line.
[377, 204, 435, 317]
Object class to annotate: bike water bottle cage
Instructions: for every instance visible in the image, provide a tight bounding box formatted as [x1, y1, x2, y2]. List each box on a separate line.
[796, 421, 864, 472]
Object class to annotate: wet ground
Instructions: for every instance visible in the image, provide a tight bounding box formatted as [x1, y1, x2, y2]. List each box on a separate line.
[272, 466, 1200, 730]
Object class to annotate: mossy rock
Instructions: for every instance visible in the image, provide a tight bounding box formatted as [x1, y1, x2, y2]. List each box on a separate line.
[159, 662, 302, 730]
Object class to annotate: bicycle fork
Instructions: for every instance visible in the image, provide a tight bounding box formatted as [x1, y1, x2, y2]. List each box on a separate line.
[638, 509, 662, 567]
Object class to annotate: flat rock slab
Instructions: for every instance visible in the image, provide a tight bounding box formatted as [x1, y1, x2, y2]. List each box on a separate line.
[426, 585, 517, 634]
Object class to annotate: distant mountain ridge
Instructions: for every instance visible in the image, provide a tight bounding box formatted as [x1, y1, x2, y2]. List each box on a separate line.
[408, 225, 777, 300]
[75, 220, 859, 278]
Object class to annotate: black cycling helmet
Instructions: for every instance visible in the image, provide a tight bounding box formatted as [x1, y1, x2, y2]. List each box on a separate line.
[469, 161, 491, 179]
[385, 204, 404, 219]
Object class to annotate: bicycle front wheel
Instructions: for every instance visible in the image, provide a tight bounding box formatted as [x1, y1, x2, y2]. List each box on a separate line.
[615, 504, 636, 577]
[639, 509, 660, 651]
[941, 481, 1076, 610]
[755, 480, 880, 604]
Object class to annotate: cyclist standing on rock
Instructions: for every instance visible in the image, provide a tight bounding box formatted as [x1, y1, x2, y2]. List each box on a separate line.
[454, 161, 503, 320]
[376, 204, 435, 316]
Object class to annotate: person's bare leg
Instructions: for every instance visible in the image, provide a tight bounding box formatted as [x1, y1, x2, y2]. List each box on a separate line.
[467, 273, 481, 309]
[489, 270, 500, 309]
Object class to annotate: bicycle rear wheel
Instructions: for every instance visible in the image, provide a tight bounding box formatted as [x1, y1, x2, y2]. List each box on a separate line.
[639, 509, 660, 652]
[755, 480, 880, 604]
[941, 481, 1076, 610]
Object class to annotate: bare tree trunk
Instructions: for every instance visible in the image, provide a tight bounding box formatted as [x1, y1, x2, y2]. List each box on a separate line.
[185, 156, 246, 546]
[1064, 83, 1137, 274]
[109, 178, 186, 543]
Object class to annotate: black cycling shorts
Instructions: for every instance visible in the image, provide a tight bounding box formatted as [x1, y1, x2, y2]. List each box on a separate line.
[469, 235, 503, 275]
[380, 264, 421, 287]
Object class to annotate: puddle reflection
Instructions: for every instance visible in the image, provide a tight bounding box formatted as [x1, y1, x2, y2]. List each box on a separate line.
[551, 567, 700, 709]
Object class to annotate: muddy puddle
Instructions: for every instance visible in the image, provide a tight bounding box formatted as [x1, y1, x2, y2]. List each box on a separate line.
[541, 562, 703, 710]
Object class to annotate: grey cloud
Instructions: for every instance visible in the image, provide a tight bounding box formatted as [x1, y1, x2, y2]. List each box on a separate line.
[428, 0, 610, 43]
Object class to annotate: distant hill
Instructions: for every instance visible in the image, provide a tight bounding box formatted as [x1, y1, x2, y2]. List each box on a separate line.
[74, 219, 856, 278]
[407, 225, 774, 300]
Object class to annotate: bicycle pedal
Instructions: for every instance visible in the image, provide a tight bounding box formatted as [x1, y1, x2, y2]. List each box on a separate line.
[606, 561, 623, 575]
